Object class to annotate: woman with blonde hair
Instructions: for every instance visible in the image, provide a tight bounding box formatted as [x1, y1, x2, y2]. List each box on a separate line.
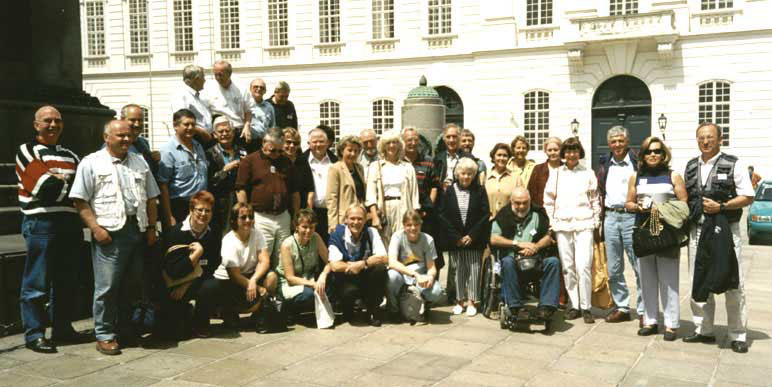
[507, 135, 536, 187]
[366, 130, 419, 245]
[326, 135, 366, 231]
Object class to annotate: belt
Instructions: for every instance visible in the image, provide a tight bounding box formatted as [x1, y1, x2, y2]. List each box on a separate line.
[605, 207, 632, 214]
[384, 196, 401, 201]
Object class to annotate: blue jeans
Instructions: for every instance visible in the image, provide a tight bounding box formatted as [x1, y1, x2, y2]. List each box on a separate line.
[604, 211, 643, 314]
[20, 213, 83, 343]
[500, 255, 560, 309]
[92, 219, 144, 341]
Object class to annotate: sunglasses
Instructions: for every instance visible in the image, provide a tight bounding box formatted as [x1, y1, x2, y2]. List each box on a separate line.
[238, 214, 254, 221]
[644, 148, 664, 155]
[284, 140, 299, 146]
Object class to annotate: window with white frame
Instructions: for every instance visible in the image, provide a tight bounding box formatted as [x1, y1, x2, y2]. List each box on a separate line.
[173, 0, 193, 52]
[698, 81, 731, 146]
[524, 91, 550, 150]
[701, 0, 733, 10]
[319, 0, 340, 43]
[85, 0, 106, 56]
[372, 99, 394, 136]
[526, 0, 552, 26]
[128, 0, 149, 54]
[320, 101, 340, 143]
[220, 0, 240, 49]
[372, 0, 395, 39]
[610, 0, 638, 16]
[140, 107, 150, 139]
[268, 0, 289, 46]
[428, 0, 452, 35]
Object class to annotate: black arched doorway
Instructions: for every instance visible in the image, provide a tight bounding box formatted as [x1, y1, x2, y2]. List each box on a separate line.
[591, 75, 651, 170]
[434, 86, 464, 128]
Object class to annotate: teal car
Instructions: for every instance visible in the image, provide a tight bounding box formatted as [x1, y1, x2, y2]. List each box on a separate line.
[748, 180, 772, 245]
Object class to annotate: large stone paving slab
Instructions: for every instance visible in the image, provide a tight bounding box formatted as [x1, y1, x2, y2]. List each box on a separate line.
[15, 353, 117, 380]
[272, 353, 383, 386]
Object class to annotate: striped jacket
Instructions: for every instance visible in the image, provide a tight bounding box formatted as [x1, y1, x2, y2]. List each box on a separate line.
[15, 139, 80, 215]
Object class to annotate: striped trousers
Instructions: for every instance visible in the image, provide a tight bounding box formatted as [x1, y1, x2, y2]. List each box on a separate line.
[449, 249, 483, 302]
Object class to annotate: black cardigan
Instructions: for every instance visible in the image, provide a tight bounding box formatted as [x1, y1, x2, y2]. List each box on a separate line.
[437, 182, 491, 251]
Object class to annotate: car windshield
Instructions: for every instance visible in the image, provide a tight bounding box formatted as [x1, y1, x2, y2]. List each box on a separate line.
[756, 184, 772, 201]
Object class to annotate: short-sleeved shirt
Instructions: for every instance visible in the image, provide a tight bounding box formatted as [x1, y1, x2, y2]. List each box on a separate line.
[214, 228, 268, 280]
[171, 84, 212, 133]
[201, 81, 248, 128]
[388, 230, 437, 270]
[234, 151, 296, 213]
[328, 226, 386, 262]
[158, 136, 208, 199]
[245, 96, 276, 138]
[69, 149, 160, 215]
[485, 168, 518, 216]
[698, 152, 755, 196]
[405, 153, 437, 211]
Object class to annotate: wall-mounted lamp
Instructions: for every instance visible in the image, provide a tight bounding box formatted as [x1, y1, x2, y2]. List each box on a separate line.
[658, 113, 668, 141]
[571, 118, 579, 137]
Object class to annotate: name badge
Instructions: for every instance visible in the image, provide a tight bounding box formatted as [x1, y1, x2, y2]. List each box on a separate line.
[639, 178, 647, 185]
[270, 166, 276, 174]
[717, 173, 728, 180]
[530, 229, 537, 236]
[199, 259, 208, 266]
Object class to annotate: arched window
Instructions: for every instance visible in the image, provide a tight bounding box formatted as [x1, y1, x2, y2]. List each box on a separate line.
[526, 0, 552, 26]
[524, 91, 549, 150]
[320, 101, 340, 144]
[220, 0, 241, 49]
[699, 81, 731, 146]
[372, 99, 394, 136]
[610, 0, 637, 16]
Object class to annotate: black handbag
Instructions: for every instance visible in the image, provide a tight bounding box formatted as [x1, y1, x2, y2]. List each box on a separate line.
[515, 252, 543, 272]
[632, 210, 680, 257]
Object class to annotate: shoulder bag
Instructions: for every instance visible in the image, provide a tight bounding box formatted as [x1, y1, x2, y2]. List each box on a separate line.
[632, 206, 680, 257]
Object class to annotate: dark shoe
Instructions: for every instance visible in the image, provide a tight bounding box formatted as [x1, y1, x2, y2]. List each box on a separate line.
[565, 308, 581, 320]
[221, 310, 240, 329]
[119, 334, 141, 348]
[536, 306, 555, 321]
[369, 311, 383, 327]
[52, 330, 93, 344]
[637, 325, 659, 336]
[605, 309, 631, 323]
[192, 326, 212, 339]
[663, 330, 677, 342]
[95, 339, 121, 356]
[255, 315, 269, 334]
[682, 333, 716, 344]
[731, 340, 748, 353]
[582, 310, 595, 324]
[25, 338, 57, 354]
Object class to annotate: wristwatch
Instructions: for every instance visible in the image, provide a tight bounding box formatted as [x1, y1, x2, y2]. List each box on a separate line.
[719, 202, 726, 212]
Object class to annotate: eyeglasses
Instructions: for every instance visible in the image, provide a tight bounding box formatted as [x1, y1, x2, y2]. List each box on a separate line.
[238, 214, 254, 221]
[264, 147, 281, 154]
[643, 149, 664, 155]
[285, 140, 299, 146]
[192, 208, 212, 215]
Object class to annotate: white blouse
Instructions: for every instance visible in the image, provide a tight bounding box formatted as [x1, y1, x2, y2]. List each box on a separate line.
[543, 164, 601, 232]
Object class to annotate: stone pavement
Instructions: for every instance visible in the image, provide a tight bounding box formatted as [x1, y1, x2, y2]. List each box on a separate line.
[0, 241, 770, 387]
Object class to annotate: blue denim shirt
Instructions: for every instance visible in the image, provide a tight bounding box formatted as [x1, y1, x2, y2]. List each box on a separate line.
[158, 136, 208, 199]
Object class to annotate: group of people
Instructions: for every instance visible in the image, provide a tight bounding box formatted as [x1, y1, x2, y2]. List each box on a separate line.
[15, 60, 753, 356]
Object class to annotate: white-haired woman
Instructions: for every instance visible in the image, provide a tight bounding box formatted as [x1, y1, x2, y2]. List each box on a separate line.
[438, 157, 491, 316]
[366, 130, 419, 245]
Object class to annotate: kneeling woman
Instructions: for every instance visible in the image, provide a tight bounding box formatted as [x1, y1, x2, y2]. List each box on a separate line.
[278, 209, 331, 324]
[386, 210, 444, 322]
[197, 203, 277, 333]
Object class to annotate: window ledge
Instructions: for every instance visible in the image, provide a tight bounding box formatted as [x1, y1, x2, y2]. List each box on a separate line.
[314, 42, 345, 56]
[367, 38, 399, 45]
[215, 48, 244, 54]
[313, 42, 345, 48]
[423, 34, 457, 48]
[126, 53, 151, 58]
[367, 38, 399, 53]
[170, 51, 198, 56]
[520, 23, 559, 31]
[693, 8, 741, 17]
[84, 55, 109, 60]
[264, 45, 294, 51]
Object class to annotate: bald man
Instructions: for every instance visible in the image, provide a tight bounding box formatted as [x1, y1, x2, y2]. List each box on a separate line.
[17, 106, 89, 353]
[244, 77, 276, 152]
[490, 187, 560, 327]
[71, 120, 160, 355]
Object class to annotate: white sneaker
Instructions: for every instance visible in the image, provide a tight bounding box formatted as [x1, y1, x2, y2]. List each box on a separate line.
[466, 304, 477, 317]
[452, 304, 464, 315]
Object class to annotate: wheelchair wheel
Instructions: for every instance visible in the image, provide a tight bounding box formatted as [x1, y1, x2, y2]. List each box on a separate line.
[480, 256, 499, 319]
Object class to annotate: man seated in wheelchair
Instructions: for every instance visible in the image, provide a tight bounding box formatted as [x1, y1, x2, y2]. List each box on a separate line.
[490, 187, 560, 324]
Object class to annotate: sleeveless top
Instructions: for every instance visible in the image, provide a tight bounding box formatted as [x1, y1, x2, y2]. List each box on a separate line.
[278, 234, 319, 299]
[635, 169, 675, 223]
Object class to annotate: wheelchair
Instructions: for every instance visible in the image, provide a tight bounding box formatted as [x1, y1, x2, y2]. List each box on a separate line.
[479, 248, 553, 332]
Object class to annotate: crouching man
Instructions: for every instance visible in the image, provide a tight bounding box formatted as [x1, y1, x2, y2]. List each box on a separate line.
[490, 187, 560, 325]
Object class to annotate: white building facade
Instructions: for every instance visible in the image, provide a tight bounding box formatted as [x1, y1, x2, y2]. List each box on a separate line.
[80, 0, 772, 173]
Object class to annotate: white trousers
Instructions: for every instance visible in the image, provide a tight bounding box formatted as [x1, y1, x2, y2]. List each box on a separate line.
[556, 230, 594, 310]
[638, 249, 680, 328]
[688, 222, 747, 342]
